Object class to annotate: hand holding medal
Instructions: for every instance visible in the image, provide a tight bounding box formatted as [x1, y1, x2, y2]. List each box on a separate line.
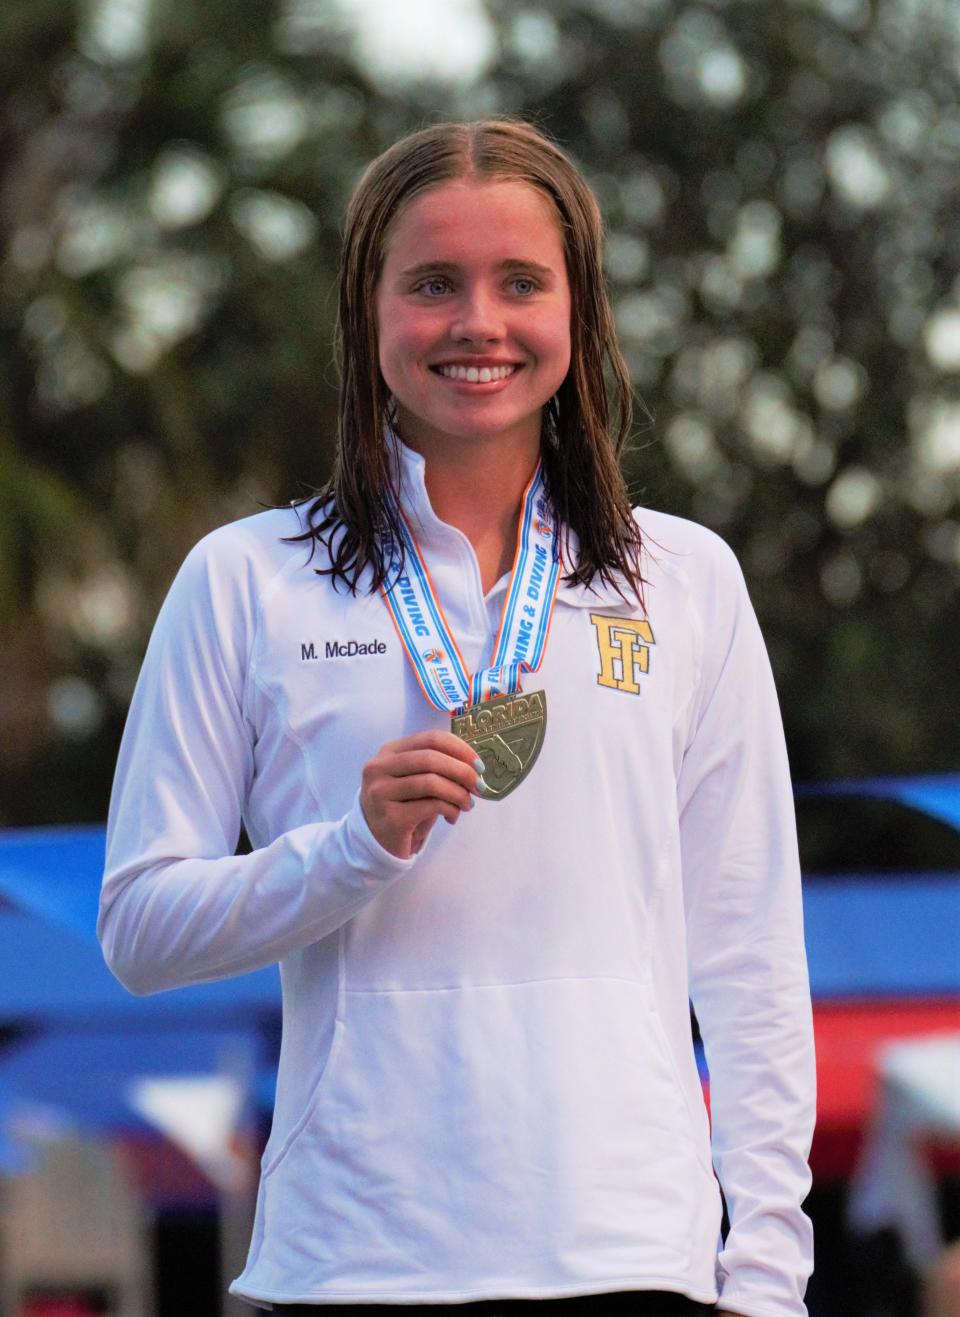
[359, 728, 485, 860]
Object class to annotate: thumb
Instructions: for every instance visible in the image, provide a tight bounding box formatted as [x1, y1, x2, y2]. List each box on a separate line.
[410, 815, 438, 855]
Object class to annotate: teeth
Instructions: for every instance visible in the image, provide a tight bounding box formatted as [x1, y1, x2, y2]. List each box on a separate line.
[438, 363, 517, 382]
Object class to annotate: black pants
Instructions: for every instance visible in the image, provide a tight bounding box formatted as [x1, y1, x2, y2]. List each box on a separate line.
[270, 1293, 714, 1314]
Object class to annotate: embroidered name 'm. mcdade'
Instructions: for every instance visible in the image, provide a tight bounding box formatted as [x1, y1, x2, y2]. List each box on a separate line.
[300, 639, 387, 661]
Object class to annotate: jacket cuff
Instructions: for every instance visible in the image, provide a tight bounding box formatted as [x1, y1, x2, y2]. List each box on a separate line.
[341, 790, 420, 876]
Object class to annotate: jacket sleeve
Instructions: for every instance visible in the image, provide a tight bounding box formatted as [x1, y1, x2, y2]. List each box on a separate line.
[98, 529, 415, 997]
[677, 536, 816, 1317]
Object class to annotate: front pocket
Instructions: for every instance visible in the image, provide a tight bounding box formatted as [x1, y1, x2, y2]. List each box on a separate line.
[256, 976, 715, 1293]
[645, 995, 714, 1179]
[261, 1013, 347, 1181]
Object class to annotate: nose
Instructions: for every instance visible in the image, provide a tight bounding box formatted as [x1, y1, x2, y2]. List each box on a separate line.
[451, 286, 505, 345]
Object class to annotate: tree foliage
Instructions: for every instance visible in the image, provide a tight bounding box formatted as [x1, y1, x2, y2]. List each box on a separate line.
[0, 0, 957, 824]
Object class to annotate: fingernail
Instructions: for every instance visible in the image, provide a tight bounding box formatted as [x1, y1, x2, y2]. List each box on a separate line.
[465, 795, 475, 810]
[475, 776, 488, 796]
[473, 758, 485, 773]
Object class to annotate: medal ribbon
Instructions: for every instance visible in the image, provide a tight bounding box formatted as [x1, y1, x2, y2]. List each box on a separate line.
[381, 464, 562, 714]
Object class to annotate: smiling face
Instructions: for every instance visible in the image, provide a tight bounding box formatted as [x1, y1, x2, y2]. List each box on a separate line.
[375, 178, 572, 463]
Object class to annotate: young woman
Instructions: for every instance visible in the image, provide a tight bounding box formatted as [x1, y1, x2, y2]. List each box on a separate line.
[99, 120, 815, 1317]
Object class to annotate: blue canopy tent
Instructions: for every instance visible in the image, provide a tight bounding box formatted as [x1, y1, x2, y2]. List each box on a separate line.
[0, 1027, 257, 1136]
[796, 772, 960, 833]
[0, 826, 279, 1185]
[0, 825, 105, 938]
[0, 907, 279, 1026]
[1, 781, 957, 1016]
[0, 775, 956, 1182]
[0, 825, 280, 1024]
[802, 872, 960, 998]
[3, 776, 957, 1006]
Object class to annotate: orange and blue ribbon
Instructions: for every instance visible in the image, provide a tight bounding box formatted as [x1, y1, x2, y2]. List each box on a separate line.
[381, 464, 561, 714]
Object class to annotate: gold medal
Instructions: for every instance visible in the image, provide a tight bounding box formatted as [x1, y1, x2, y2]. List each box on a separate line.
[452, 690, 547, 801]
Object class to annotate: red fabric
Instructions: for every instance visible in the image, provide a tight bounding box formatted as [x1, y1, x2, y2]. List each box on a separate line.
[809, 997, 960, 1178]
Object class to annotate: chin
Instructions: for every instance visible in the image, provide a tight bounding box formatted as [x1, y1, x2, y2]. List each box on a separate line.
[435, 406, 543, 440]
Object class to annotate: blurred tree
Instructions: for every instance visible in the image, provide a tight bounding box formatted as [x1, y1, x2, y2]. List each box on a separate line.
[0, 0, 449, 822]
[0, 0, 957, 826]
[479, 0, 960, 782]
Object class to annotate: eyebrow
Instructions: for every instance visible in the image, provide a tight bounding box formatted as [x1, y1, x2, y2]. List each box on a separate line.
[398, 259, 557, 279]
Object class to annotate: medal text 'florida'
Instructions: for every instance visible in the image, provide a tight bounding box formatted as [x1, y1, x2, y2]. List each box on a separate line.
[452, 690, 547, 800]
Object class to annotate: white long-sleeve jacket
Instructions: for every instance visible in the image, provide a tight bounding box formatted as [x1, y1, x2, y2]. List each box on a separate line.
[99, 442, 815, 1316]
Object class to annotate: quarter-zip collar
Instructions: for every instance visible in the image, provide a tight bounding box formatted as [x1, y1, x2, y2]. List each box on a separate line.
[391, 436, 636, 612]
[390, 435, 491, 637]
[392, 434, 465, 561]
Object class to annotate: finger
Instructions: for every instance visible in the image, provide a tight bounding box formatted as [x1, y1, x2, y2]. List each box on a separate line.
[381, 728, 483, 766]
[397, 802, 462, 860]
[410, 818, 435, 855]
[409, 806, 463, 853]
[383, 748, 481, 791]
[406, 797, 463, 828]
[390, 773, 476, 811]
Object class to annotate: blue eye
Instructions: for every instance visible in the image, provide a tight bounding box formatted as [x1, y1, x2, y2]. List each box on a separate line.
[510, 277, 538, 295]
[415, 277, 452, 296]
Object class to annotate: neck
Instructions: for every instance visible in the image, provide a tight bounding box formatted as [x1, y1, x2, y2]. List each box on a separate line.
[401, 424, 542, 593]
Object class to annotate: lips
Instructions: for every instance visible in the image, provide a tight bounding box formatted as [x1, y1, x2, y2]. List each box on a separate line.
[432, 362, 521, 383]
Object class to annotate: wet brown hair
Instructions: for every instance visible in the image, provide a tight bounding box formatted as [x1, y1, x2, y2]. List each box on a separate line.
[289, 117, 646, 601]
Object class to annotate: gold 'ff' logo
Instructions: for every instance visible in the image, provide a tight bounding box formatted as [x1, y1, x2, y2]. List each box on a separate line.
[589, 614, 655, 694]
